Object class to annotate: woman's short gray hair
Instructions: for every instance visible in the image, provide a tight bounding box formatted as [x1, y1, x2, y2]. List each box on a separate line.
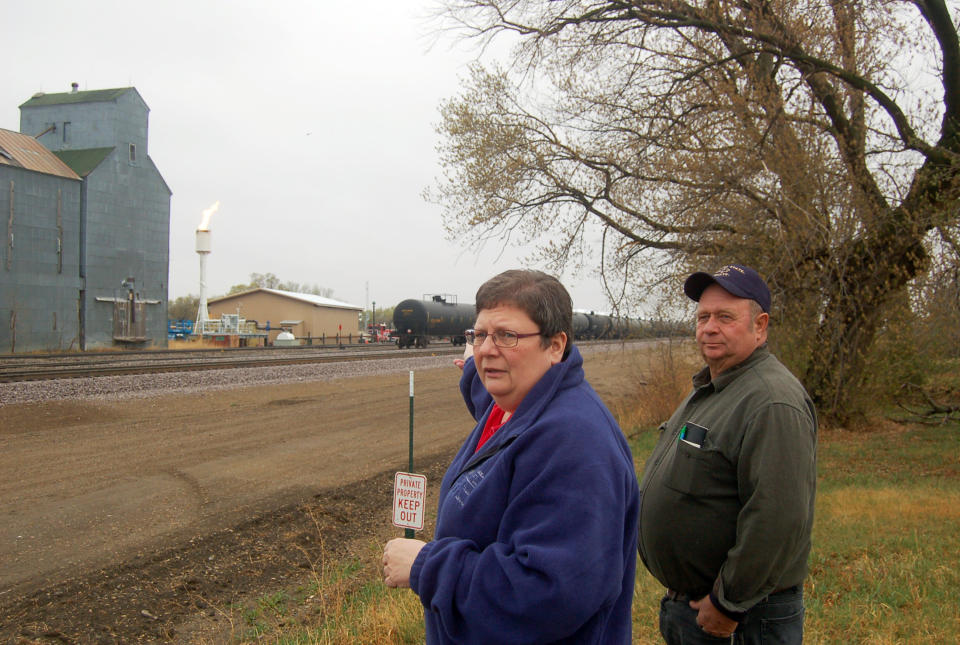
[475, 269, 573, 359]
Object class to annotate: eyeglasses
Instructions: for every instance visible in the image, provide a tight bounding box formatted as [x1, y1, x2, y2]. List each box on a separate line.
[464, 329, 542, 348]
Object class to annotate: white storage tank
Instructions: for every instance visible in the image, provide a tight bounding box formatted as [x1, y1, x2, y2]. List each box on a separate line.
[274, 330, 298, 347]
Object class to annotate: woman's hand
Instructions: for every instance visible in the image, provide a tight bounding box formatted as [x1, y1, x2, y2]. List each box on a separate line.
[453, 342, 474, 370]
[381, 538, 426, 588]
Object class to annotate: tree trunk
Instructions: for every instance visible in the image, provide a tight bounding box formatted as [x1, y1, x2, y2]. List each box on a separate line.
[805, 219, 929, 421]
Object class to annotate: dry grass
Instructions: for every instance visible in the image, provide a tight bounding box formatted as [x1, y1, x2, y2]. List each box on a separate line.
[822, 487, 960, 523]
[216, 526, 427, 644]
[167, 338, 226, 350]
[297, 541, 425, 644]
[612, 339, 700, 432]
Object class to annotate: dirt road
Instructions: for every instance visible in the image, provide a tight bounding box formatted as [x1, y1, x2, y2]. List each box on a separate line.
[0, 347, 642, 642]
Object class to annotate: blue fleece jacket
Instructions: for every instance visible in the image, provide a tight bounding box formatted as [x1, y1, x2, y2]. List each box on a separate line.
[409, 345, 639, 644]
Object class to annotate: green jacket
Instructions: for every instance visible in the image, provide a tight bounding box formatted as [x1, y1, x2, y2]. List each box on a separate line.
[638, 346, 817, 616]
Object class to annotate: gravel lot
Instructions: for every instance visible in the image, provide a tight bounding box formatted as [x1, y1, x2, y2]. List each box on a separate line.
[0, 355, 461, 405]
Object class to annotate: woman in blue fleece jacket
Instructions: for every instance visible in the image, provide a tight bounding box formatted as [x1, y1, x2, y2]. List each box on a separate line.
[381, 269, 640, 644]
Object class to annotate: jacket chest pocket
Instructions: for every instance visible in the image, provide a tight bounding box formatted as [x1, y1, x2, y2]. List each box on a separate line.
[664, 441, 731, 497]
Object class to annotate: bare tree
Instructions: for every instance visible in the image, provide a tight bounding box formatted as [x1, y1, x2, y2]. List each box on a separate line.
[429, 0, 960, 420]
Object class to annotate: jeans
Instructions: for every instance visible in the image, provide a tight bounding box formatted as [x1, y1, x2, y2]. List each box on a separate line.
[659, 587, 804, 645]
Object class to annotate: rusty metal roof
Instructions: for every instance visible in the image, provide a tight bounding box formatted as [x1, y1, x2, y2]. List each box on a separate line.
[0, 128, 81, 180]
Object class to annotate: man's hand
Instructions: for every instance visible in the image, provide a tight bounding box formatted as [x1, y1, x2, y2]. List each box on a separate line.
[381, 538, 426, 588]
[690, 595, 738, 639]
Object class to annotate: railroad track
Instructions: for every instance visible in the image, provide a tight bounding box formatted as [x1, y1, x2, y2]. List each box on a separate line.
[0, 344, 464, 383]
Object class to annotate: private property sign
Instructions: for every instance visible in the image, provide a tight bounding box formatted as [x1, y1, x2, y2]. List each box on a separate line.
[392, 472, 426, 531]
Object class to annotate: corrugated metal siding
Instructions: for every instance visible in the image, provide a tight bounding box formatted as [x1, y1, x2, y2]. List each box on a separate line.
[0, 129, 81, 180]
[0, 165, 84, 353]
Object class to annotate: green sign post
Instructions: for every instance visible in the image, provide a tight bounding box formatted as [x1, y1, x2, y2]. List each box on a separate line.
[406, 370, 415, 539]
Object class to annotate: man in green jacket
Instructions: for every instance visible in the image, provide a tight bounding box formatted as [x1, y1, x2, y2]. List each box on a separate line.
[638, 264, 817, 644]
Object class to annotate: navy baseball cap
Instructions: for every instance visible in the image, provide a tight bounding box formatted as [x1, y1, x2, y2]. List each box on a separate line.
[683, 264, 771, 313]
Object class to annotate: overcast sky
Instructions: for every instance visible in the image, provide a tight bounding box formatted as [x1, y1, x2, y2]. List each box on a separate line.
[2, 0, 619, 314]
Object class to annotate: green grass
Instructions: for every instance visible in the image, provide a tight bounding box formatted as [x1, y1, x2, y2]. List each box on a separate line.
[802, 424, 960, 644]
[630, 427, 667, 644]
[218, 416, 959, 644]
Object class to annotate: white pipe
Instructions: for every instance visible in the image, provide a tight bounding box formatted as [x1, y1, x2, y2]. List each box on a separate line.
[196, 229, 211, 329]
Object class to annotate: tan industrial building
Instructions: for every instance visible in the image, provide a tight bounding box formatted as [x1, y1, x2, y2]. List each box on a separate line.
[207, 288, 362, 345]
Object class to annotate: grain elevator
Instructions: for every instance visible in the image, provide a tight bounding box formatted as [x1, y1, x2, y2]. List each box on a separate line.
[0, 85, 171, 352]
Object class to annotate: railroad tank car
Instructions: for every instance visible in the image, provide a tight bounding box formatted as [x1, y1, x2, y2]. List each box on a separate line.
[572, 312, 591, 338]
[394, 299, 643, 348]
[585, 312, 614, 339]
[574, 312, 644, 340]
[393, 296, 476, 349]
[609, 315, 643, 339]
